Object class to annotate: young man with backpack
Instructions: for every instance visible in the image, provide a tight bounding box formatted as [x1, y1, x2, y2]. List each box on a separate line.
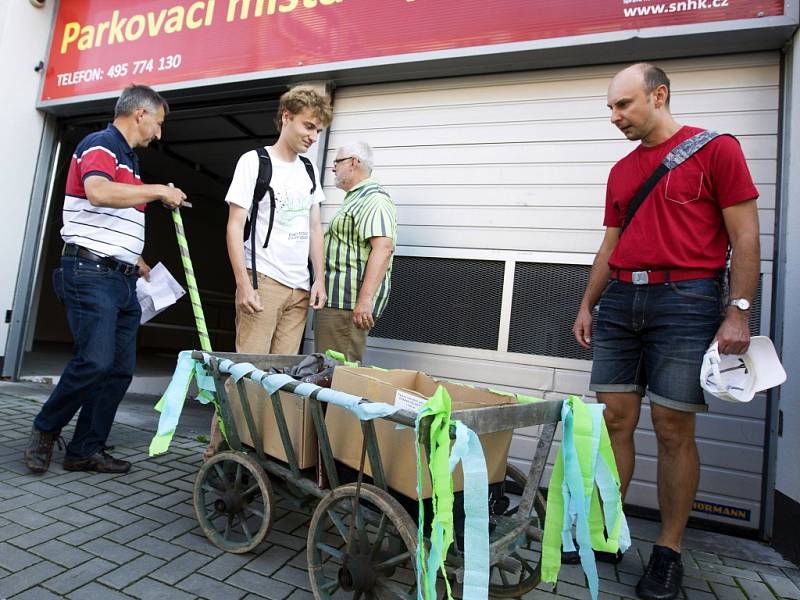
[225, 85, 332, 355]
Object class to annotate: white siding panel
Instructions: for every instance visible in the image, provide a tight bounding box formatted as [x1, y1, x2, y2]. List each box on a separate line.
[323, 52, 779, 529]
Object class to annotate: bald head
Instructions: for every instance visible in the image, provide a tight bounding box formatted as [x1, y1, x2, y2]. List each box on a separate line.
[607, 63, 677, 146]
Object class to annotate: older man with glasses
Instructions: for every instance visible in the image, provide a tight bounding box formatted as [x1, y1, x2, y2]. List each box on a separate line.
[315, 142, 397, 362]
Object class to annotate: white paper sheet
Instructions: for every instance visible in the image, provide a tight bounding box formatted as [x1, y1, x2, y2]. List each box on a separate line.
[136, 262, 186, 324]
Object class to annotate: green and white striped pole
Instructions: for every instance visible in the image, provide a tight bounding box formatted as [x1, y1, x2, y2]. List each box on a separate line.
[169, 184, 212, 353]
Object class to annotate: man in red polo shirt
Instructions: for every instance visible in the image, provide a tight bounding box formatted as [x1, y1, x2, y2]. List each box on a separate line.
[23, 85, 186, 475]
[573, 64, 760, 600]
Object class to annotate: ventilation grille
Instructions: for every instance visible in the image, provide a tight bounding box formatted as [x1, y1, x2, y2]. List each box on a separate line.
[371, 256, 504, 350]
[509, 263, 592, 360]
[509, 265, 764, 360]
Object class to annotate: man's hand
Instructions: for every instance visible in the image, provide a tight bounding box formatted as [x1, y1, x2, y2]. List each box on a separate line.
[353, 298, 375, 331]
[160, 184, 186, 209]
[309, 279, 327, 310]
[137, 258, 151, 281]
[573, 306, 593, 349]
[714, 309, 751, 355]
[236, 283, 263, 315]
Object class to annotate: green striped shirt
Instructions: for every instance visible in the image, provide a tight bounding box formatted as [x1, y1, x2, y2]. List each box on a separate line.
[324, 178, 397, 317]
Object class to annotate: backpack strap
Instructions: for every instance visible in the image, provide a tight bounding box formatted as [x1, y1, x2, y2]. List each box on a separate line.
[245, 147, 273, 290]
[620, 130, 725, 236]
[298, 155, 317, 195]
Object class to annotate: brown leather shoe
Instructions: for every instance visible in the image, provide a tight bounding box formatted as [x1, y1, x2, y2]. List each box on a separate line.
[23, 426, 62, 473]
[63, 449, 131, 474]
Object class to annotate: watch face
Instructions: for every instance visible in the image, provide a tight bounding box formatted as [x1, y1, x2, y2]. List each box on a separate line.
[731, 298, 750, 310]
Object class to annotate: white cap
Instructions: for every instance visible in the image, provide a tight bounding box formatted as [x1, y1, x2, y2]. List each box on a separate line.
[701, 336, 787, 403]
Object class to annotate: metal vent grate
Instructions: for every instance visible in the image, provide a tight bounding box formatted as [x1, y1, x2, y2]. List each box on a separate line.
[370, 256, 504, 350]
[509, 265, 764, 360]
[509, 263, 592, 360]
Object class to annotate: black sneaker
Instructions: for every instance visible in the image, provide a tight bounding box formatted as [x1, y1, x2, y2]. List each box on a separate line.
[636, 545, 683, 600]
[23, 426, 62, 473]
[562, 542, 624, 565]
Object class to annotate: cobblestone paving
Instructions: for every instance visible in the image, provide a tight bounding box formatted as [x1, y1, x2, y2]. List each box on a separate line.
[0, 389, 797, 600]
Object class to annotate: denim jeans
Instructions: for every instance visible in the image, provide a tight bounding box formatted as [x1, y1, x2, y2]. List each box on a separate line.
[589, 278, 723, 412]
[34, 256, 141, 458]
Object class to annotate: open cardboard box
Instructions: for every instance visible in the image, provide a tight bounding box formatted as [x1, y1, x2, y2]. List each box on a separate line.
[224, 355, 317, 469]
[325, 366, 516, 499]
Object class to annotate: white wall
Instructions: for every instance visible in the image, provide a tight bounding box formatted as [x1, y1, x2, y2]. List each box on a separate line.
[775, 31, 800, 507]
[0, 1, 55, 358]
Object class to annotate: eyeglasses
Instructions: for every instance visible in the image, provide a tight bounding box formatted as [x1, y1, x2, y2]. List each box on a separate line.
[332, 156, 355, 169]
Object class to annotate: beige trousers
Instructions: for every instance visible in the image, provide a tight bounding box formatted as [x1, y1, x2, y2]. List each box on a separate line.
[235, 271, 310, 354]
[313, 307, 369, 363]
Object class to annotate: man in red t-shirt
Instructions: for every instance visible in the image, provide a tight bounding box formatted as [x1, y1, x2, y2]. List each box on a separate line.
[572, 64, 759, 600]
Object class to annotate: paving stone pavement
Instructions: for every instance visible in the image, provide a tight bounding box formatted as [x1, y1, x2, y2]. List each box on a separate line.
[0, 387, 798, 600]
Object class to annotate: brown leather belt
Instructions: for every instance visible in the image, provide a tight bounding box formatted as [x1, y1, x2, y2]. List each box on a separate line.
[62, 244, 138, 276]
[611, 268, 721, 285]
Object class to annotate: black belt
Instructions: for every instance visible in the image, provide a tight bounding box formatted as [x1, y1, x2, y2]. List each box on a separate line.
[62, 244, 138, 276]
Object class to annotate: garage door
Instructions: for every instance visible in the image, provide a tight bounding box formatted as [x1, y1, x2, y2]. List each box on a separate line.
[320, 52, 780, 529]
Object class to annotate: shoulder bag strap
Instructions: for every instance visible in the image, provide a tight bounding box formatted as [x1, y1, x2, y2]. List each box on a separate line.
[620, 130, 723, 236]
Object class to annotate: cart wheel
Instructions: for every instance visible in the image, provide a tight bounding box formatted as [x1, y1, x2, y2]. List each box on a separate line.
[488, 463, 547, 598]
[193, 451, 273, 554]
[504, 463, 547, 525]
[307, 483, 418, 599]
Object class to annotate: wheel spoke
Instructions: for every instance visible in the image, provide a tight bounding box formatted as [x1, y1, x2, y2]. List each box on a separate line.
[374, 580, 416, 600]
[213, 463, 230, 490]
[316, 542, 343, 559]
[240, 513, 253, 540]
[246, 506, 264, 520]
[234, 463, 243, 490]
[321, 578, 339, 594]
[327, 508, 350, 541]
[374, 550, 413, 570]
[242, 483, 260, 498]
[224, 514, 233, 540]
[371, 514, 389, 559]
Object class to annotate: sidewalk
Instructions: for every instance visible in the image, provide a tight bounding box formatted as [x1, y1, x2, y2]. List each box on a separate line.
[0, 383, 797, 600]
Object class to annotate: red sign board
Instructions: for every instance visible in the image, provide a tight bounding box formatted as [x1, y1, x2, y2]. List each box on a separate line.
[42, 0, 784, 103]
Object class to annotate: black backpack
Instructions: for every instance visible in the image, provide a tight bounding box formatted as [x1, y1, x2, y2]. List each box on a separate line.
[243, 147, 317, 289]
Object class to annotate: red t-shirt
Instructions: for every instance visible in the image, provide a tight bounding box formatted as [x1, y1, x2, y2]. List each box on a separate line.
[605, 126, 758, 271]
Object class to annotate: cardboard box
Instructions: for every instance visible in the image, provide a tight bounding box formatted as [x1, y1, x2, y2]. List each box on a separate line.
[224, 356, 317, 469]
[325, 367, 516, 499]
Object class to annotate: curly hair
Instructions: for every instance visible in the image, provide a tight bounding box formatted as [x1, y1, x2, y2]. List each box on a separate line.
[275, 85, 332, 131]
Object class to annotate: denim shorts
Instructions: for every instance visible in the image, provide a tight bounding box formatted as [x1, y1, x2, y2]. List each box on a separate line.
[590, 278, 723, 412]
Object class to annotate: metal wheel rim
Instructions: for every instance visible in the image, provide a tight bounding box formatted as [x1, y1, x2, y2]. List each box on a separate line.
[193, 451, 273, 554]
[307, 483, 419, 600]
[488, 463, 546, 597]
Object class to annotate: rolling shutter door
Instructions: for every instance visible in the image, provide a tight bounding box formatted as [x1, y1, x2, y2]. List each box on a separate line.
[322, 52, 779, 529]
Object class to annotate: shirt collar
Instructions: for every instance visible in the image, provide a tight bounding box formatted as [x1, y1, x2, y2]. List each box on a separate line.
[346, 177, 377, 194]
[106, 123, 136, 157]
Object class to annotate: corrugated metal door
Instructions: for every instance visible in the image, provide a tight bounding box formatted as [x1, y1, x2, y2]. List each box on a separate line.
[320, 52, 780, 529]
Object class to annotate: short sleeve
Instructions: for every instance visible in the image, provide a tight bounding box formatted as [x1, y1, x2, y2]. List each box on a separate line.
[603, 166, 624, 228]
[225, 150, 259, 210]
[354, 193, 397, 241]
[79, 145, 116, 182]
[709, 136, 759, 209]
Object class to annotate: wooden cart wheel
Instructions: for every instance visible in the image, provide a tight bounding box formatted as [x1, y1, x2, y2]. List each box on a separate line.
[488, 463, 547, 598]
[307, 483, 419, 600]
[193, 451, 273, 554]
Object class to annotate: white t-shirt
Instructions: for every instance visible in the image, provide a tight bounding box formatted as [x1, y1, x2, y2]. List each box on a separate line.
[226, 147, 324, 290]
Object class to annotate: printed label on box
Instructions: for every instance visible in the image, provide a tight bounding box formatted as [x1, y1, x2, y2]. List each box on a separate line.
[394, 389, 426, 412]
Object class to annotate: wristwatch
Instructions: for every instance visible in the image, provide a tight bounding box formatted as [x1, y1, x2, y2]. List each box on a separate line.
[728, 298, 751, 311]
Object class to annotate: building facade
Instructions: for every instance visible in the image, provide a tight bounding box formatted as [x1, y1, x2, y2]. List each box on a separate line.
[2, 0, 797, 559]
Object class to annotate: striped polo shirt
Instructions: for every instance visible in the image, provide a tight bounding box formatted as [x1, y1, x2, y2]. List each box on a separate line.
[61, 123, 144, 265]
[324, 178, 397, 318]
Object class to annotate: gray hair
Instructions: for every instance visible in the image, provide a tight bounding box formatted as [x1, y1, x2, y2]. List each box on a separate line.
[114, 84, 169, 118]
[338, 141, 374, 174]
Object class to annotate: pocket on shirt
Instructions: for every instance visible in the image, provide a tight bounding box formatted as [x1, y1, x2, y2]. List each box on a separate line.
[665, 167, 704, 205]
